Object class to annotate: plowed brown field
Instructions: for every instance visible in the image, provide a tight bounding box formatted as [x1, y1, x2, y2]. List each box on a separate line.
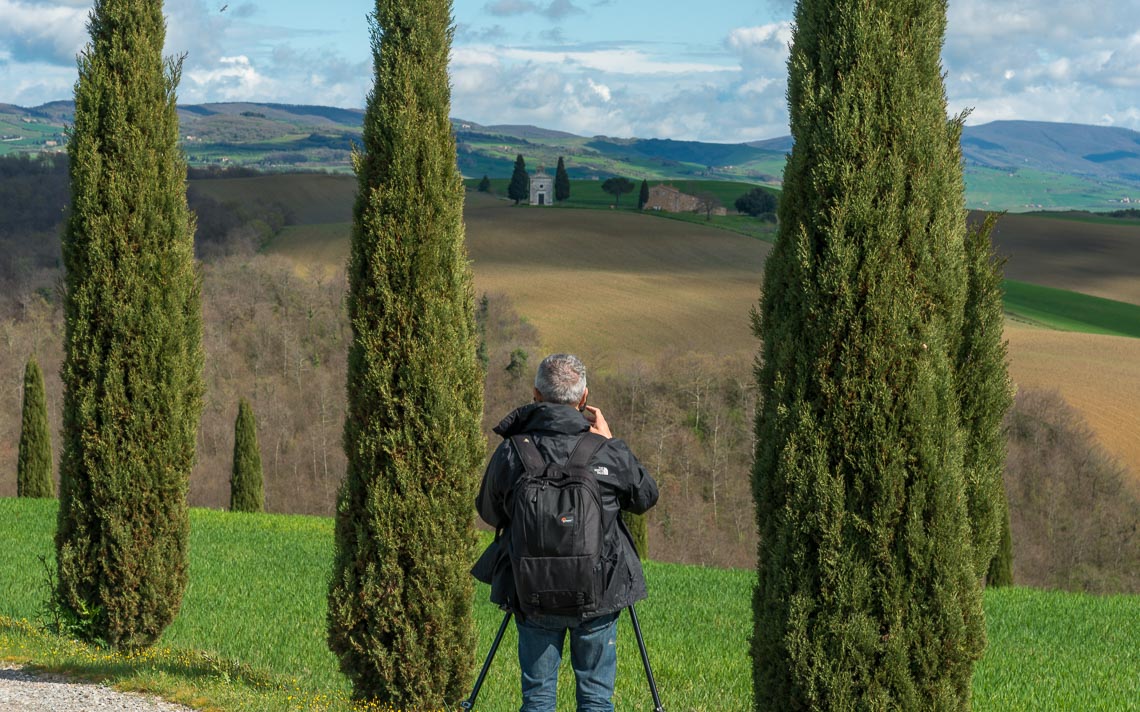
[268, 192, 1139, 479]
[981, 211, 1140, 305]
[464, 193, 771, 363]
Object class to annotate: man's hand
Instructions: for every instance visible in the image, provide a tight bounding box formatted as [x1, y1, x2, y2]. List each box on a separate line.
[582, 405, 612, 439]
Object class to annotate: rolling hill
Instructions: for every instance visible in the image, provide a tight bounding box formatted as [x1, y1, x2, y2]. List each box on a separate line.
[6, 101, 1140, 210]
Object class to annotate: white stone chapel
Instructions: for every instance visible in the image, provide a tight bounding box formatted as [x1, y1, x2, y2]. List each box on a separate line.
[530, 167, 552, 206]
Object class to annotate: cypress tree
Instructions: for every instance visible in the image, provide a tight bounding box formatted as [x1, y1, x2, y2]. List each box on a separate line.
[986, 502, 1014, 587]
[55, 0, 203, 650]
[638, 179, 649, 210]
[622, 510, 648, 560]
[230, 398, 263, 513]
[752, 0, 985, 708]
[326, 0, 485, 705]
[508, 153, 529, 205]
[17, 357, 54, 498]
[957, 213, 1014, 581]
[554, 155, 570, 202]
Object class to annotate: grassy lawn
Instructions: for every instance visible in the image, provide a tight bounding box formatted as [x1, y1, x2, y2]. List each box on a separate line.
[1004, 280, 1140, 338]
[2, 498, 1138, 711]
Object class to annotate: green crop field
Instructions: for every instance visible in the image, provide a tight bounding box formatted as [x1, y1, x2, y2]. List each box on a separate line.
[1004, 280, 1140, 337]
[964, 165, 1140, 212]
[1, 498, 1137, 711]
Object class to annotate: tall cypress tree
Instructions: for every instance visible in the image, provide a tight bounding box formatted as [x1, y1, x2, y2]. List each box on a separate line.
[230, 398, 263, 513]
[508, 153, 529, 205]
[752, 0, 985, 708]
[17, 357, 54, 498]
[958, 213, 1014, 582]
[554, 155, 570, 202]
[55, 0, 203, 650]
[638, 178, 650, 210]
[326, 0, 485, 705]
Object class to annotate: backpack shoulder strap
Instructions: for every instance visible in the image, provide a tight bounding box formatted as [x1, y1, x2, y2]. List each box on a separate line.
[566, 432, 607, 470]
[509, 434, 547, 477]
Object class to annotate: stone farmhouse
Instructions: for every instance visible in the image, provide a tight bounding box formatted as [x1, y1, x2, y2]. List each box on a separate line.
[644, 184, 727, 216]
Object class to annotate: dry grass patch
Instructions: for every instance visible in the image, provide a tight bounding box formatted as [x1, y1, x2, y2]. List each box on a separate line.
[464, 193, 770, 362]
[1005, 323, 1140, 488]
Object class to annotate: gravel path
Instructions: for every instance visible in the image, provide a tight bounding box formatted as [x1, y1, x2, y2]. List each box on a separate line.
[0, 664, 197, 711]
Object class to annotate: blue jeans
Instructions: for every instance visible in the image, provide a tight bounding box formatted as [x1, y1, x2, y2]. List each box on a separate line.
[516, 611, 620, 712]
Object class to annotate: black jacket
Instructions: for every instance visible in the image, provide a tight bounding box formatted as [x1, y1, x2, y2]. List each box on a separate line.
[473, 402, 659, 618]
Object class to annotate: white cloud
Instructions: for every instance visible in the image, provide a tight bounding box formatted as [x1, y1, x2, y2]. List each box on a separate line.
[498, 47, 733, 75]
[943, 0, 1140, 128]
[726, 22, 793, 54]
[185, 55, 268, 98]
[587, 77, 610, 102]
[0, 0, 88, 64]
[484, 0, 583, 20]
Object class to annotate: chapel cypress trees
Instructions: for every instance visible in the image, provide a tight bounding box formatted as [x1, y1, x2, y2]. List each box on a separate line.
[752, 0, 987, 708]
[230, 398, 263, 513]
[508, 153, 529, 205]
[55, 0, 203, 649]
[17, 357, 54, 498]
[326, 0, 485, 705]
[555, 156, 571, 202]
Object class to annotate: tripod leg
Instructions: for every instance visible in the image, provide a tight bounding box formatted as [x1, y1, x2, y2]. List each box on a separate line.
[628, 605, 665, 712]
[460, 610, 513, 711]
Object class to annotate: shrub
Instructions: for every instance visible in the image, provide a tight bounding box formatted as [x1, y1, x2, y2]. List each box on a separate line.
[733, 186, 776, 217]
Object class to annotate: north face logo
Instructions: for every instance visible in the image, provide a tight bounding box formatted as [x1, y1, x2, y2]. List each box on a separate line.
[592, 466, 610, 476]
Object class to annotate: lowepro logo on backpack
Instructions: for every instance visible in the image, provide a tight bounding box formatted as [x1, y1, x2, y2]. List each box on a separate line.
[508, 433, 608, 617]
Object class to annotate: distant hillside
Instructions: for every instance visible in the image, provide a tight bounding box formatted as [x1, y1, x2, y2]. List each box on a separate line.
[962, 121, 1140, 180]
[5, 101, 1140, 210]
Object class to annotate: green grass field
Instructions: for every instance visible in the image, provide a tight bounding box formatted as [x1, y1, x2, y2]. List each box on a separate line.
[1003, 280, 1140, 338]
[1, 498, 1137, 711]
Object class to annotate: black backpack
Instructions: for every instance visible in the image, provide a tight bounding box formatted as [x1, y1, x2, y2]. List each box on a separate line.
[508, 432, 608, 616]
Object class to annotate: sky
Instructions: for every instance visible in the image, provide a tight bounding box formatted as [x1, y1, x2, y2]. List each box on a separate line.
[2, 0, 1140, 142]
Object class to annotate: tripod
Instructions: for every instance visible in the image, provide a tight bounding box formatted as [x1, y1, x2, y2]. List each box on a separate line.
[459, 605, 664, 711]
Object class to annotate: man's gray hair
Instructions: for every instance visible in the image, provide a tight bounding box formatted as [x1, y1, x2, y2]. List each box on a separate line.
[535, 353, 587, 405]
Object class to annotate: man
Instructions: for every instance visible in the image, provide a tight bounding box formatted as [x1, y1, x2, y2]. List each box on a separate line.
[475, 353, 659, 712]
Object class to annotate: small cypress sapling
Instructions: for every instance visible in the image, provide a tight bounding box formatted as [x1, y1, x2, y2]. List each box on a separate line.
[17, 357, 54, 498]
[230, 398, 264, 513]
[622, 511, 648, 559]
[477, 175, 491, 192]
[987, 500, 1014, 587]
